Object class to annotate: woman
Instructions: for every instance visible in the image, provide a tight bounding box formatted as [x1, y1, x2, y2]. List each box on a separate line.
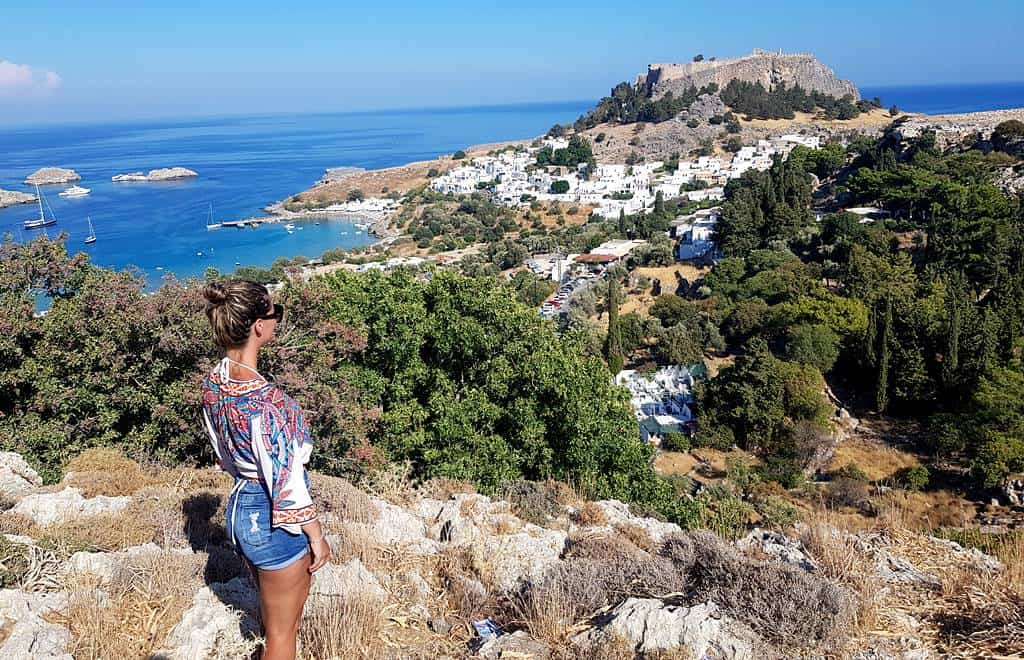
[200, 279, 331, 660]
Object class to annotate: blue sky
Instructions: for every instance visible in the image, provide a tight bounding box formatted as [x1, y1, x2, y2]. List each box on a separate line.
[1, 0, 1021, 124]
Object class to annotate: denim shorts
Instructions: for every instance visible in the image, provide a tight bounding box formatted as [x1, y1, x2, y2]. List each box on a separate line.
[226, 479, 309, 571]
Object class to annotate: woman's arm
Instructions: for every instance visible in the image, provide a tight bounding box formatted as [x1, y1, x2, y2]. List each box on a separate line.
[250, 402, 318, 532]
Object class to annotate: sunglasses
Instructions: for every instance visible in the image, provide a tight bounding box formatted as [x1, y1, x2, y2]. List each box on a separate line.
[256, 303, 285, 323]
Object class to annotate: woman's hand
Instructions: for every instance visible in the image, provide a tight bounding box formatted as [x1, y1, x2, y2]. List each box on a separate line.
[308, 536, 331, 573]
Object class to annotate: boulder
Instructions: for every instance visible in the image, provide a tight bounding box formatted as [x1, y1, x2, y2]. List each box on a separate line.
[855, 533, 940, 587]
[25, 168, 80, 185]
[476, 630, 551, 659]
[739, 529, 818, 572]
[1004, 473, 1024, 507]
[571, 597, 756, 658]
[478, 526, 567, 592]
[67, 543, 194, 584]
[371, 498, 430, 544]
[155, 580, 258, 659]
[12, 487, 131, 526]
[0, 451, 42, 500]
[310, 558, 386, 601]
[0, 589, 72, 659]
[420, 494, 492, 545]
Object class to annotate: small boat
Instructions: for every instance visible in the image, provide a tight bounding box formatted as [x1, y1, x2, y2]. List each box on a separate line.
[24, 185, 57, 229]
[59, 185, 91, 198]
[196, 251, 204, 257]
[284, 223, 296, 230]
[205, 203, 219, 230]
[84, 217, 96, 244]
[354, 222, 369, 229]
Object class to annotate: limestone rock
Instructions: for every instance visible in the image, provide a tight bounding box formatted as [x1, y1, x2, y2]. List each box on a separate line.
[371, 497, 430, 544]
[155, 580, 259, 660]
[573, 598, 755, 658]
[0, 189, 36, 209]
[421, 494, 491, 545]
[478, 526, 567, 592]
[67, 543, 193, 584]
[592, 499, 683, 544]
[146, 167, 198, 181]
[0, 589, 72, 659]
[855, 533, 940, 587]
[0, 451, 42, 500]
[310, 558, 386, 601]
[1003, 473, 1024, 507]
[476, 630, 551, 659]
[739, 528, 817, 572]
[111, 172, 147, 182]
[25, 167, 81, 185]
[12, 487, 131, 526]
[644, 49, 860, 101]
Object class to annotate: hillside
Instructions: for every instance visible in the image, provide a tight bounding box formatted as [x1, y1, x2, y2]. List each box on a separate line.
[0, 448, 1021, 659]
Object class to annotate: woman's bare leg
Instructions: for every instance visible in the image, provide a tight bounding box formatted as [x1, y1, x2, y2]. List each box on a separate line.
[256, 553, 312, 660]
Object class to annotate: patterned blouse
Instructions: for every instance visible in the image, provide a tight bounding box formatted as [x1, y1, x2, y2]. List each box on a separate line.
[201, 357, 317, 532]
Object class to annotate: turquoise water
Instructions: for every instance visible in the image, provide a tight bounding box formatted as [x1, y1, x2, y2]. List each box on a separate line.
[0, 102, 591, 287]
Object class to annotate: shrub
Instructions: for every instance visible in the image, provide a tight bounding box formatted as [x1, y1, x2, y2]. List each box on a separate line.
[499, 479, 570, 525]
[898, 465, 930, 492]
[452, 149, 467, 159]
[692, 424, 735, 450]
[660, 432, 691, 452]
[757, 495, 800, 528]
[686, 118, 700, 129]
[346, 188, 365, 202]
[659, 531, 856, 646]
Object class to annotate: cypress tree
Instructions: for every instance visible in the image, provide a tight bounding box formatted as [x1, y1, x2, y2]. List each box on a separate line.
[876, 296, 892, 412]
[606, 276, 624, 374]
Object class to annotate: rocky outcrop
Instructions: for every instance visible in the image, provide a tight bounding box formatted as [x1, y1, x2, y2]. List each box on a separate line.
[25, 167, 80, 185]
[571, 598, 758, 658]
[310, 558, 387, 600]
[1004, 473, 1024, 507]
[146, 167, 198, 181]
[0, 451, 42, 500]
[739, 528, 818, 572]
[0, 189, 36, 209]
[67, 543, 193, 584]
[155, 580, 259, 659]
[0, 590, 72, 659]
[12, 487, 131, 526]
[476, 630, 551, 659]
[111, 167, 198, 182]
[643, 49, 859, 101]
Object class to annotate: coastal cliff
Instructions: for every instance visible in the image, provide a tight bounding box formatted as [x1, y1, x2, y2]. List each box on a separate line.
[641, 49, 860, 100]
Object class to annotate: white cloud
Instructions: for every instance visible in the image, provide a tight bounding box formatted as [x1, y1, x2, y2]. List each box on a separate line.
[0, 59, 62, 95]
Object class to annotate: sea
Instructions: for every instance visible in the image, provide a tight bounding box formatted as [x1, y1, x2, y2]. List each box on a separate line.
[2, 82, 1023, 287]
[0, 101, 591, 288]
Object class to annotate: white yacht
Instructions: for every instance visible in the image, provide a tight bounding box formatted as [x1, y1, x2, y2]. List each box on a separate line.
[59, 185, 91, 198]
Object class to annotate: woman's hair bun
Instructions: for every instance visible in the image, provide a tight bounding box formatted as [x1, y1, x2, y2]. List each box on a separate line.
[202, 281, 229, 306]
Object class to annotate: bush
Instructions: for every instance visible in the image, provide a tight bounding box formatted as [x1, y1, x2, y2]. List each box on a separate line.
[499, 479, 574, 526]
[346, 188, 365, 202]
[897, 465, 930, 491]
[452, 150, 467, 160]
[549, 180, 570, 194]
[686, 118, 700, 129]
[693, 425, 735, 450]
[756, 495, 799, 528]
[661, 432, 691, 453]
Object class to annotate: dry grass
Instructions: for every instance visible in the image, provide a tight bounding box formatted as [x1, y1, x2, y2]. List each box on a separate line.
[57, 550, 205, 659]
[0, 510, 40, 537]
[359, 461, 418, 506]
[311, 472, 379, 524]
[828, 437, 923, 483]
[572, 502, 609, 527]
[329, 521, 383, 568]
[417, 477, 477, 501]
[62, 447, 230, 498]
[299, 588, 388, 660]
[613, 523, 654, 552]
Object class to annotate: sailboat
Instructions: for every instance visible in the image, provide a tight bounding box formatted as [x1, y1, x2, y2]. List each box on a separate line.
[23, 185, 57, 230]
[84, 217, 96, 244]
[206, 203, 220, 230]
